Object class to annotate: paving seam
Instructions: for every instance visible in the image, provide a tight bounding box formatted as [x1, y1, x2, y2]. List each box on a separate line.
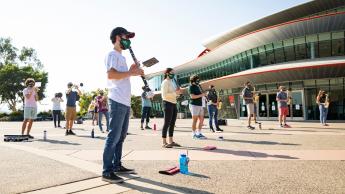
[21, 176, 101, 193]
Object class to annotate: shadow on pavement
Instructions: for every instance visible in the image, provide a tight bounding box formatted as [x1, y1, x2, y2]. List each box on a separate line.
[214, 138, 300, 146]
[121, 174, 212, 194]
[174, 146, 299, 159]
[36, 139, 81, 145]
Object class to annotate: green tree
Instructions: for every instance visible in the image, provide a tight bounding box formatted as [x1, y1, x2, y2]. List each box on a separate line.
[131, 95, 142, 118]
[0, 37, 48, 111]
[78, 91, 98, 117]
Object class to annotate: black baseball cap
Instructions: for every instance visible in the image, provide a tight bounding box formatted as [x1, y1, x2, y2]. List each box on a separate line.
[110, 27, 135, 43]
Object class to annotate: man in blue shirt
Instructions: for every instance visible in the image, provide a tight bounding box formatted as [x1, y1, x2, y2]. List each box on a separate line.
[65, 82, 81, 135]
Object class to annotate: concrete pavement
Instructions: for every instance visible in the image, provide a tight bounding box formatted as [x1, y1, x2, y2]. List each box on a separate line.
[1, 119, 345, 193]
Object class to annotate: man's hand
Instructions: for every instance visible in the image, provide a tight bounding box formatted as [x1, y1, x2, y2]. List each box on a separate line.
[129, 64, 144, 76]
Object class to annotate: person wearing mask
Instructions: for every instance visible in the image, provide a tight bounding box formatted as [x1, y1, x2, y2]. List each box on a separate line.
[161, 68, 182, 148]
[21, 78, 39, 138]
[65, 82, 81, 135]
[207, 85, 223, 132]
[140, 86, 154, 130]
[276, 86, 289, 128]
[242, 81, 255, 130]
[96, 90, 110, 133]
[188, 75, 207, 139]
[316, 90, 330, 126]
[102, 27, 144, 183]
[52, 93, 63, 128]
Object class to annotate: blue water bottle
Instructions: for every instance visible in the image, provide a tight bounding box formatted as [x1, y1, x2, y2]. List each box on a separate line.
[179, 153, 189, 174]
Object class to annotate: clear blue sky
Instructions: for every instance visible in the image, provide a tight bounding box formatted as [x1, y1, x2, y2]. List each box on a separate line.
[0, 0, 309, 112]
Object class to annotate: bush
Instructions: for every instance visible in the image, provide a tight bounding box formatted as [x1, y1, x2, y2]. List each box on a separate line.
[37, 111, 53, 121]
[0, 112, 9, 118]
[9, 111, 24, 121]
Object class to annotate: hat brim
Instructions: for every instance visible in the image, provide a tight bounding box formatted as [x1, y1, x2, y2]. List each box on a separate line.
[125, 32, 135, 38]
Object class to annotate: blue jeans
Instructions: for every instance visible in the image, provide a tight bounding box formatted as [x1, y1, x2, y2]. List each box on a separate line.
[98, 111, 109, 131]
[141, 107, 151, 124]
[319, 104, 328, 124]
[103, 100, 130, 175]
[208, 104, 219, 129]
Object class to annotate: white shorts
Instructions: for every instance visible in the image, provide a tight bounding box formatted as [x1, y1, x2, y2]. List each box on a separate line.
[246, 104, 254, 116]
[189, 105, 204, 116]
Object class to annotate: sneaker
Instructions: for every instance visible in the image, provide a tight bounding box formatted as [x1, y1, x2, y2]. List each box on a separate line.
[170, 142, 181, 147]
[162, 143, 173, 148]
[65, 130, 69, 136]
[114, 166, 135, 174]
[247, 126, 255, 130]
[100, 130, 105, 133]
[140, 126, 144, 130]
[27, 135, 34, 139]
[145, 126, 152, 129]
[279, 124, 284, 128]
[58, 125, 62, 128]
[193, 134, 201, 139]
[102, 173, 124, 183]
[215, 128, 223, 133]
[69, 130, 76, 135]
[197, 133, 207, 139]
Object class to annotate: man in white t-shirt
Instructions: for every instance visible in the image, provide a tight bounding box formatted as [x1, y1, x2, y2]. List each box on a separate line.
[102, 27, 144, 184]
[21, 78, 39, 138]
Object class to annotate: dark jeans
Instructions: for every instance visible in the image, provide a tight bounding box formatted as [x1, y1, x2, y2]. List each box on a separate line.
[52, 110, 61, 127]
[208, 104, 219, 128]
[141, 107, 151, 124]
[103, 99, 130, 175]
[162, 101, 177, 138]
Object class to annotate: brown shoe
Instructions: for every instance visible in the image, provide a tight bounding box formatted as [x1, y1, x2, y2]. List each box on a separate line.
[170, 142, 181, 147]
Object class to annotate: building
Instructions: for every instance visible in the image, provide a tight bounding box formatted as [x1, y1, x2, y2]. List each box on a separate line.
[146, 0, 345, 121]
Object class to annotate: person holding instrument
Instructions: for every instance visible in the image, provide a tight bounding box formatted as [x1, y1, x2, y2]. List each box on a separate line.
[21, 78, 39, 139]
[65, 82, 81, 135]
[102, 27, 144, 183]
[161, 68, 182, 148]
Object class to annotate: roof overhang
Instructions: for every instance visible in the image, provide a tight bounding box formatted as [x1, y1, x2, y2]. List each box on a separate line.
[199, 57, 345, 90]
[203, 0, 345, 49]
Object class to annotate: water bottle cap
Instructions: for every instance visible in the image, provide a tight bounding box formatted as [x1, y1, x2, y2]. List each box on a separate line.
[180, 153, 186, 157]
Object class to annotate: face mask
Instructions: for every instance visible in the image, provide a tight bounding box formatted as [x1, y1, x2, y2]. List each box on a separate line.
[195, 80, 200, 85]
[120, 38, 131, 50]
[168, 74, 175, 79]
[28, 82, 34, 88]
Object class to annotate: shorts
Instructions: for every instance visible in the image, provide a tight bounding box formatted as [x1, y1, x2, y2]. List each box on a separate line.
[24, 107, 37, 120]
[246, 104, 254, 116]
[279, 107, 289, 116]
[189, 104, 204, 116]
[65, 106, 77, 121]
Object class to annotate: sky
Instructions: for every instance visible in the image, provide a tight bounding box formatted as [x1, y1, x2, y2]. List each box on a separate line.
[0, 0, 310, 112]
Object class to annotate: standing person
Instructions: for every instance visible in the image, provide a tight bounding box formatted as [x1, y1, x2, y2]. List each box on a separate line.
[88, 97, 96, 126]
[188, 75, 207, 139]
[316, 90, 330, 126]
[242, 81, 255, 130]
[207, 85, 223, 132]
[276, 86, 289, 128]
[140, 86, 154, 130]
[65, 82, 81, 135]
[161, 68, 182, 148]
[52, 93, 63, 128]
[253, 92, 261, 124]
[21, 78, 39, 138]
[102, 27, 144, 183]
[96, 90, 110, 133]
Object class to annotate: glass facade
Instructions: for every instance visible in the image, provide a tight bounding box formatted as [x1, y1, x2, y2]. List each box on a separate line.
[149, 30, 345, 90]
[147, 28, 345, 120]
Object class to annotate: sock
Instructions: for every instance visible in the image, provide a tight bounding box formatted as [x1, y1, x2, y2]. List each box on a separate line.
[195, 131, 200, 135]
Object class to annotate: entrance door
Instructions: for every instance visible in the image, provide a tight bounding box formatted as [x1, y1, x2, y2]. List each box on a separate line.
[258, 94, 267, 117]
[289, 91, 304, 119]
[268, 94, 278, 118]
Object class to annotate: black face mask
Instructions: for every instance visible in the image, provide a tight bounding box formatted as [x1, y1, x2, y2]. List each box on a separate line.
[195, 80, 200, 85]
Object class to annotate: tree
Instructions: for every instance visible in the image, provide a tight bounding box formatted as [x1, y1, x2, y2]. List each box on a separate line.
[78, 91, 98, 117]
[131, 95, 142, 118]
[0, 37, 48, 111]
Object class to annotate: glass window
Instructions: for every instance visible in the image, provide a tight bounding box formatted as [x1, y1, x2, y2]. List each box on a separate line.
[274, 47, 285, 63]
[274, 41, 283, 49]
[318, 33, 332, 58]
[332, 32, 345, 56]
[283, 39, 294, 47]
[284, 45, 295, 61]
[306, 34, 318, 43]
